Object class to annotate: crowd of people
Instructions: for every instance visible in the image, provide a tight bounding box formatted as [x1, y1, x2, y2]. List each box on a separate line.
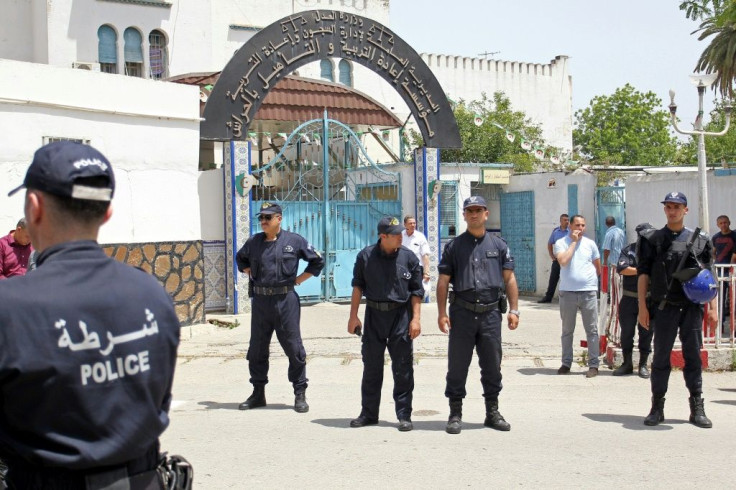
[1, 141, 731, 487]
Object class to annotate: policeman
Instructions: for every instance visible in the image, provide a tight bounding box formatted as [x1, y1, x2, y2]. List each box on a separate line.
[0, 141, 181, 487]
[637, 192, 718, 428]
[236, 202, 324, 413]
[612, 223, 654, 378]
[437, 196, 520, 435]
[347, 216, 423, 432]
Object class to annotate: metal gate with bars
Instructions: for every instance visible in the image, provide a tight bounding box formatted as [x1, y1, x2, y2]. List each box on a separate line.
[249, 115, 401, 302]
[595, 186, 626, 249]
[500, 191, 536, 292]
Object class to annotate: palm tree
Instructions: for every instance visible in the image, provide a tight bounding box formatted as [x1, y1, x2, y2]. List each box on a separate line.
[686, 1, 736, 97]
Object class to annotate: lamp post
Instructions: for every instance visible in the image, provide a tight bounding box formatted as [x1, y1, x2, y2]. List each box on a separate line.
[668, 73, 732, 234]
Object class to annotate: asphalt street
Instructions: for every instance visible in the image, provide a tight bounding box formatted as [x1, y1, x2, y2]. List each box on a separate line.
[161, 297, 736, 489]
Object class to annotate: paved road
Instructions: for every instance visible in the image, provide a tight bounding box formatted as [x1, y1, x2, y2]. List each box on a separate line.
[162, 298, 736, 488]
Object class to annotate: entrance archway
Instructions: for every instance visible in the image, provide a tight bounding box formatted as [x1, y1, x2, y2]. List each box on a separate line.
[202, 10, 460, 312]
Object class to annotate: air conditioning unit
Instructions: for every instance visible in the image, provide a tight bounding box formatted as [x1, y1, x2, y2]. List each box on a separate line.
[72, 62, 100, 71]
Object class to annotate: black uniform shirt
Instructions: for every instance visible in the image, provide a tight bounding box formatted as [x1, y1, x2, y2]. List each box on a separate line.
[236, 230, 324, 287]
[0, 241, 180, 470]
[438, 231, 514, 303]
[637, 226, 712, 303]
[616, 242, 638, 292]
[352, 241, 424, 303]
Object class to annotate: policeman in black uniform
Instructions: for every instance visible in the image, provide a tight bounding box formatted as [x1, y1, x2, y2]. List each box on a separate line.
[612, 224, 654, 378]
[637, 192, 718, 428]
[0, 142, 181, 488]
[347, 216, 423, 432]
[436, 196, 520, 435]
[236, 202, 324, 413]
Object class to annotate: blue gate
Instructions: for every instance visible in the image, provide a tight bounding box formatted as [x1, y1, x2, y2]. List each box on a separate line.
[249, 115, 401, 302]
[500, 191, 536, 292]
[595, 187, 626, 250]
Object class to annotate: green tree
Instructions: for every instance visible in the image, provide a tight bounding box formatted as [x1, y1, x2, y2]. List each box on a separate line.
[573, 84, 678, 166]
[410, 92, 546, 172]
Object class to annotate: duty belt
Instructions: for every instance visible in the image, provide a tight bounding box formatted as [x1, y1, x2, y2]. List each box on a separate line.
[451, 296, 499, 313]
[366, 300, 406, 311]
[253, 285, 294, 296]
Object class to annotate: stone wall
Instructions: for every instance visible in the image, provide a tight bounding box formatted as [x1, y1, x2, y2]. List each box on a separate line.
[102, 241, 205, 327]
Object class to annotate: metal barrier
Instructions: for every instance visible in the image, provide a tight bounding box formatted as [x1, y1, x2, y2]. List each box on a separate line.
[605, 264, 735, 348]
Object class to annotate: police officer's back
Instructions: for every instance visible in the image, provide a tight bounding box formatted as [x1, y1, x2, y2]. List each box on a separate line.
[0, 142, 181, 488]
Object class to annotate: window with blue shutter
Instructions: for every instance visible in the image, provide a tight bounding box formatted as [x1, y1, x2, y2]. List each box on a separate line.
[124, 27, 143, 77]
[97, 25, 117, 74]
[338, 59, 352, 87]
[320, 59, 333, 82]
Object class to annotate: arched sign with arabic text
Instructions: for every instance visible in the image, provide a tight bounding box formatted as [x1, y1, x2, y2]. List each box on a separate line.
[201, 10, 461, 148]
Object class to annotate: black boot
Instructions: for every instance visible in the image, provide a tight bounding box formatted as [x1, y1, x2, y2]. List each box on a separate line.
[612, 350, 633, 376]
[484, 398, 511, 431]
[638, 352, 650, 379]
[294, 392, 309, 413]
[688, 394, 713, 428]
[446, 399, 462, 434]
[239, 385, 266, 410]
[643, 393, 665, 426]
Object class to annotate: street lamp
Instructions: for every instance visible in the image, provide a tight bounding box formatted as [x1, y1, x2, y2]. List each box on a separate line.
[668, 73, 732, 234]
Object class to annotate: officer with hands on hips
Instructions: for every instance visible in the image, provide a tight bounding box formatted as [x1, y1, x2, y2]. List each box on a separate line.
[612, 223, 654, 378]
[347, 216, 423, 432]
[437, 196, 520, 435]
[0, 141, 181, 488]
[637, 191, 717, 428]
[236, 202, 324, 413]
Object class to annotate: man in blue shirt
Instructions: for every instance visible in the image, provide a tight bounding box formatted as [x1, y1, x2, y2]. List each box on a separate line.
[554, 215, 602, 377]
[603, 216, 626, 267]
[539, 214, 569, 303]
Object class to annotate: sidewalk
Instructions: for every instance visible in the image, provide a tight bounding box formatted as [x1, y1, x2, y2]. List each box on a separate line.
[163, 297, 736, 489]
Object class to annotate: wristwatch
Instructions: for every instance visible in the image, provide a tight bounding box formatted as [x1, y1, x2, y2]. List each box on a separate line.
[508, 309, 520, 317]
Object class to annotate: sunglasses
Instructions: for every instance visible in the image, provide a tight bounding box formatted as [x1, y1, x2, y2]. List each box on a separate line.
[258, 215, 274, 222]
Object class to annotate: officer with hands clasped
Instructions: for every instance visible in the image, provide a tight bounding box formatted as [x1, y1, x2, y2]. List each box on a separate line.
[348, 216, 423, 432]
[612, 223, 654, 378]
[0, 142, 182, 488]
[436, 196, 520, 435]
[637, 192, 718, 428]
[236, 202, 324, 413]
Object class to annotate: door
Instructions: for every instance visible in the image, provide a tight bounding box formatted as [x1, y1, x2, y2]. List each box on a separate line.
[500, 191, 536, 292]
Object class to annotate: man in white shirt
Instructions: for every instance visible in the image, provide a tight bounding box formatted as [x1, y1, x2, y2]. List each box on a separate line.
[402, 216, 431, 284]
[553, 215, 602, 378]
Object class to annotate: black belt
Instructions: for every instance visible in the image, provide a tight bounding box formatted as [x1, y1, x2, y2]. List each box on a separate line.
[451, 296, 499, 313]
[366, 300, 406, 311]
[253, 285, 294, 296]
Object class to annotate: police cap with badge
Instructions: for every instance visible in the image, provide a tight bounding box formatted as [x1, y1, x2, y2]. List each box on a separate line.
[8, 141, 115, 201]
[258, 202, 282, 216]
[463, 195, 487, 209]
[378, 216, 404, 235]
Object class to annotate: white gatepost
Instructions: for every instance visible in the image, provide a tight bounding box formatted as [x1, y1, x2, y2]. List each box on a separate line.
[414, 147, 441, 301]
[223, 140, 253, 314]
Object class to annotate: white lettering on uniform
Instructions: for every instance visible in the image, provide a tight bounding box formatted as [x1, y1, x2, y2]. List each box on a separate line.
[80, 351, 151, 385]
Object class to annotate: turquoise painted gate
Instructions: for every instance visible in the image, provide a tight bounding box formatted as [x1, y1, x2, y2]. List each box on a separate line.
[500, 191, 536, 292]
[595, 187, 626, 249]
[249, 116, 401, 302]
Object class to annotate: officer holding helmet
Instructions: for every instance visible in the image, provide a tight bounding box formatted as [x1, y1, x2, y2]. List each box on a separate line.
[236, 202, 324, 413]
[637, 191, 718, 428]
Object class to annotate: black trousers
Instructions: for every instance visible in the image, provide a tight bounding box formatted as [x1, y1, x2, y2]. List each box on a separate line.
[445, 304, 503, 400]
[650, 301, 704, 396]
[248, 291, 308, 393]
[543, 260, 561, 299]
[360, 305, 414, 420]
[618, 296, 653, 354]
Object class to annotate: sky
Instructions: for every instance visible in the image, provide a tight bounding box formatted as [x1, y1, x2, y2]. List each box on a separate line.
[389, 0, 721, 137]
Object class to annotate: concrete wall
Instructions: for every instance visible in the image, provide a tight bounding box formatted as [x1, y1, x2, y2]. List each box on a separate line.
[198, 168, 226, 241]
[0, 58, 201, 244]
[625, 170, 736, 241]
[506, 170, 597, 295]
